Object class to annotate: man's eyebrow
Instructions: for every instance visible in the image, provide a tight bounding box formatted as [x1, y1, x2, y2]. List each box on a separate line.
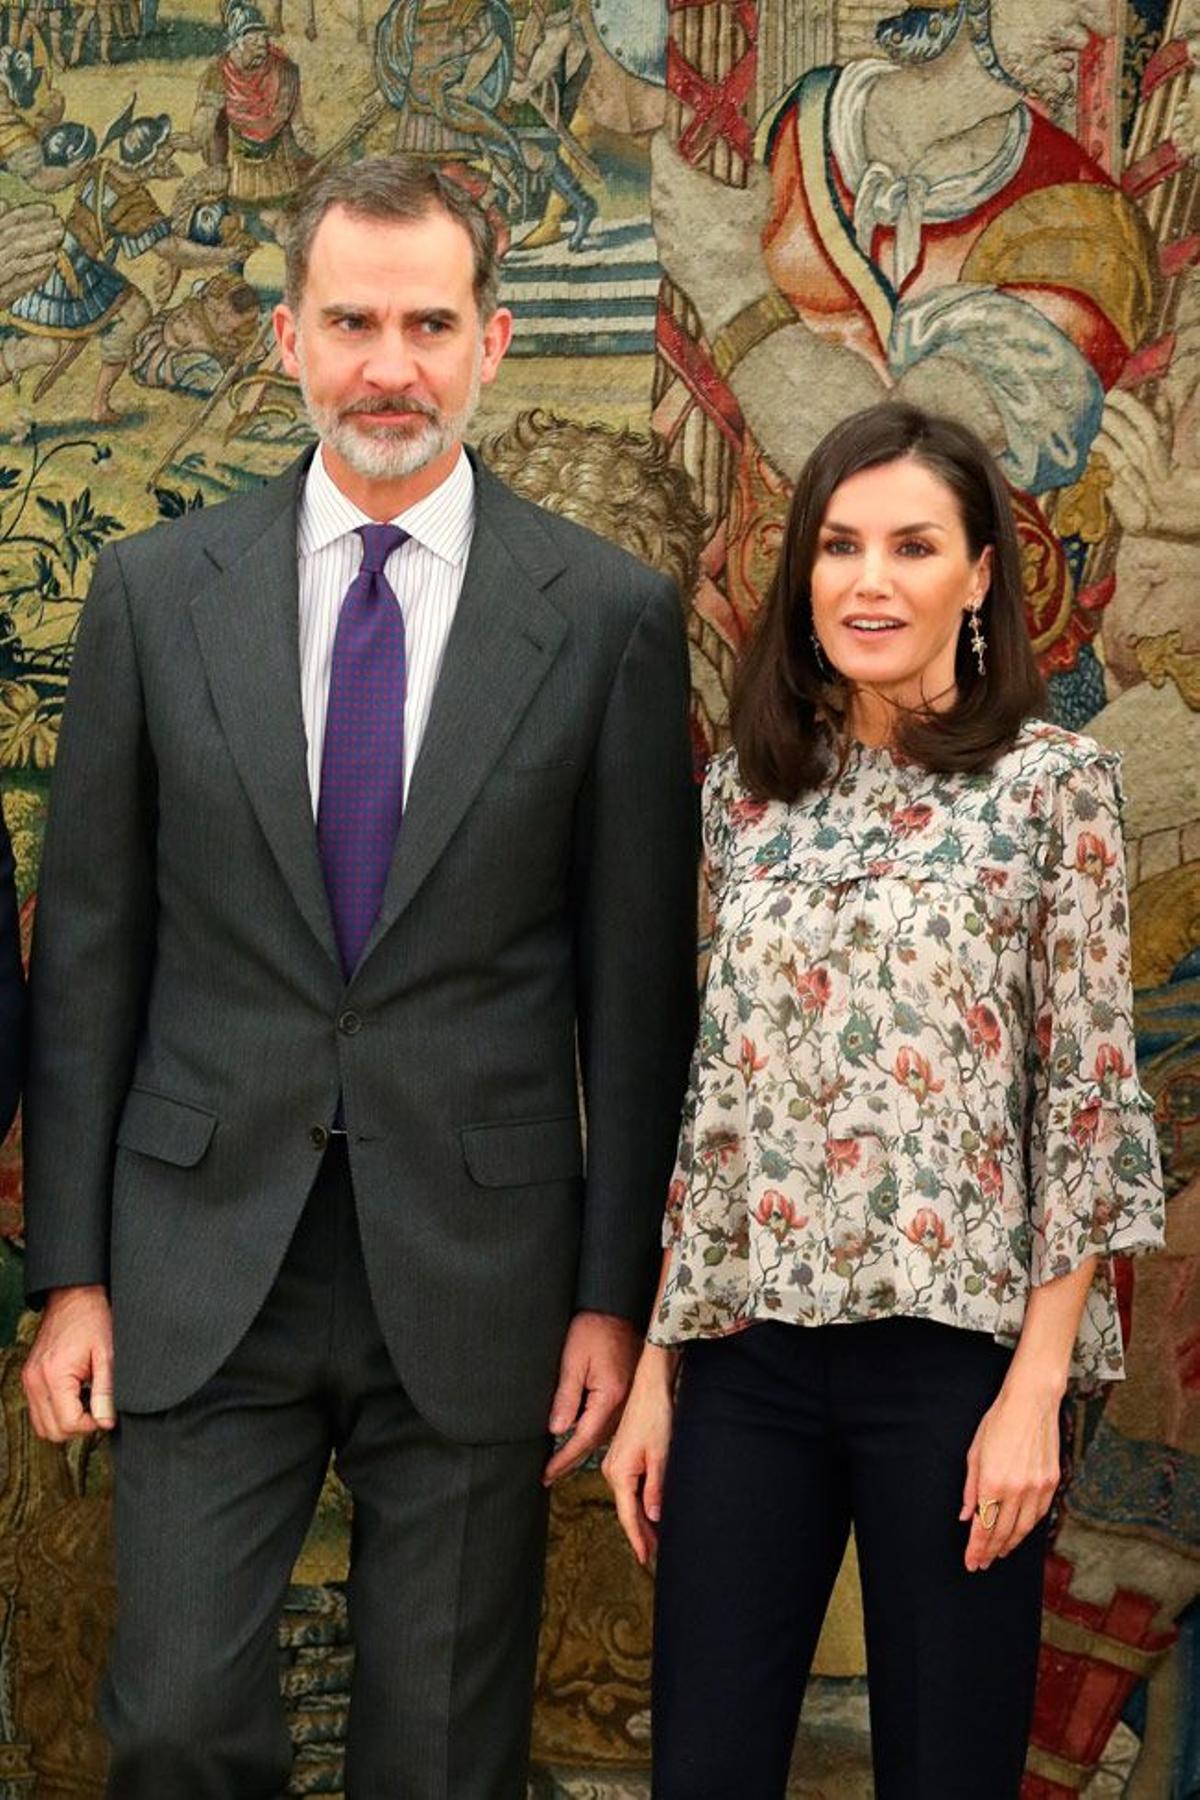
[408, 306, 460, 326]
[319, 303, 373, 322]
[317, 303, 462, 327]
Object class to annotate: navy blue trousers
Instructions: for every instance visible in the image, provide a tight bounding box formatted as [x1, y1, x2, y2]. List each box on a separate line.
[652, 1318, 1048, 1799]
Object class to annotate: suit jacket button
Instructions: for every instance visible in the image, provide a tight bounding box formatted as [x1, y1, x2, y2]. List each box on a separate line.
[338, 1009, 362, 1036]
[310, 1125, 329, 1151]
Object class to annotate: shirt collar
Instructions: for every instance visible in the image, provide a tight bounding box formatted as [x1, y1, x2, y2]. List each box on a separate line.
[298, 443, 476, 567]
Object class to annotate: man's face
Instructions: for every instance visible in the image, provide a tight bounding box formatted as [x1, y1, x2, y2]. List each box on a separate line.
[990, 0, 1113, 107]
[208, 281, 257, 340]
[230, 27, 269, 68]
[876, 5, 964, 68]
[273, 204, 511, 489]
[143, 144, 182, 180]
[1, 49, 41, 111]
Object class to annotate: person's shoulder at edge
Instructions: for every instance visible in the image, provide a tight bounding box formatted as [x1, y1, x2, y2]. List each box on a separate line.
[993, 717, 1122, 794]
[693, 746, 743, 816]
[696, 749, 751, 881]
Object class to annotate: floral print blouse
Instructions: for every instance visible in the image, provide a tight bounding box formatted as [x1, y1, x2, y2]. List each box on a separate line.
[651, 723, 1165, 1383]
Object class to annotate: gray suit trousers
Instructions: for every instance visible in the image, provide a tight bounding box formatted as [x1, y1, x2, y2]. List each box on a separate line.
[101, 1142, 550, 1799]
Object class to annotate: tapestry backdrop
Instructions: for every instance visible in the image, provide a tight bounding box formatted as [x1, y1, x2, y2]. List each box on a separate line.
[0, 1, 1194, 1795]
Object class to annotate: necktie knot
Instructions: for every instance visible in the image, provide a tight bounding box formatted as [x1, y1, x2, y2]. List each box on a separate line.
[357, 522, 407, 576]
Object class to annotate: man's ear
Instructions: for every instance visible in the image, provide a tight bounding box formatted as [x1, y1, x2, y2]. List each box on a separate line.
[479, 306, 514, 385]
[273, 302, 300, 380]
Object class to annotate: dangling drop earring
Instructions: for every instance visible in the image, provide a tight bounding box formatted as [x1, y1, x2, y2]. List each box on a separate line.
[968, 603, 986, 677]
[811, 629, 831, 679]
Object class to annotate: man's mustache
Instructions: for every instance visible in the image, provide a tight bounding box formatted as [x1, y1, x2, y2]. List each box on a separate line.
[342, 395, 440, 420]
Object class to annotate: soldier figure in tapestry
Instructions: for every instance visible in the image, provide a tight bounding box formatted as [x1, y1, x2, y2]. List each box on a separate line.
[373, 0, 607, 249]
[0, 94, 206, 421]
[191, 2, 313, 237]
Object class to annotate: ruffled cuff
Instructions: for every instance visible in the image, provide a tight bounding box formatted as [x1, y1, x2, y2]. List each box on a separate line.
[1028, 1080, 1165, 1285]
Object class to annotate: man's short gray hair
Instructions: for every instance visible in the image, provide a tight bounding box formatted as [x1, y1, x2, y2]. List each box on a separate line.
[282, 157, 502, 321]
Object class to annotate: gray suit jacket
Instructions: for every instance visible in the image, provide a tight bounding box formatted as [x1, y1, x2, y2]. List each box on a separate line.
[24, 451, 697, 1441]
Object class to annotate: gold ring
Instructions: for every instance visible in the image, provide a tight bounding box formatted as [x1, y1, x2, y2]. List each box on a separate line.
[976, 1497, 1001, 1532]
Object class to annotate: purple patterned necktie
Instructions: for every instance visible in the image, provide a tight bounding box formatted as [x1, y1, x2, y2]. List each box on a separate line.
[318, 522, 409, 976]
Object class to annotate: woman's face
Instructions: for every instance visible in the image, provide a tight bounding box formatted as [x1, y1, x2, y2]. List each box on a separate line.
[809, 455, 991, 741]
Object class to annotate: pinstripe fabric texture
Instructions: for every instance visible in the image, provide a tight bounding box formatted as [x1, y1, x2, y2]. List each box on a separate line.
[297, 445, 476, 815]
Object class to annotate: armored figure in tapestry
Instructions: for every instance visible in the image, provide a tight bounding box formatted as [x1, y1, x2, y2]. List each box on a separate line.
[0, 89, 206, 421]
[371, 0, 665, 251]
[191, 2, 313, 233]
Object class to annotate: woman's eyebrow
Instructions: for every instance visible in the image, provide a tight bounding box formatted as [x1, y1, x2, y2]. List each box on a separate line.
[820, 519, 948, 535]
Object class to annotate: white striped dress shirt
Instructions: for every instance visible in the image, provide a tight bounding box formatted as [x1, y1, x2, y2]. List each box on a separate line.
[296, 445, 476, 813]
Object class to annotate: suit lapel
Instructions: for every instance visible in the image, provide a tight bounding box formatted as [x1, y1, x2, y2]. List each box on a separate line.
[360, 473, 567, 966]
[189, 459, 341, 970]
[187, 454, 568, 979]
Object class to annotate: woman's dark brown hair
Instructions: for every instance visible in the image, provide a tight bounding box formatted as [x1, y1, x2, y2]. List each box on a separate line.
[731, 401, 1046, 800]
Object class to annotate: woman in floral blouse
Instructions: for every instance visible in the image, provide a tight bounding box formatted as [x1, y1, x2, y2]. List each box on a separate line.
[603, 403, 1165, 1798]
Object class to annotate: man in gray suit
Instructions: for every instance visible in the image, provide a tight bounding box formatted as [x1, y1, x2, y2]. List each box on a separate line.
[20, 157, 696, 1798]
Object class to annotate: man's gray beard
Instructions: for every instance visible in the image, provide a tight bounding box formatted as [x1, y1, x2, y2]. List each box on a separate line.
[298, 363, 481, 481]
[998, 51, 1073, 119]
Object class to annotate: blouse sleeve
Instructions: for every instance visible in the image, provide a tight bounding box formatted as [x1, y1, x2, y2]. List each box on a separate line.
[1026, 752, 1165, 1306]
[661, 756, 729, 1249]
[698, 750, 732, 895]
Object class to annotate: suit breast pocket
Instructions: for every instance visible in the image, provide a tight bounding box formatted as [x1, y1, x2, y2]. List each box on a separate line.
[493, 746, 579, 778]
[488, 756, 580, 810]
[492, 702, 581, 777]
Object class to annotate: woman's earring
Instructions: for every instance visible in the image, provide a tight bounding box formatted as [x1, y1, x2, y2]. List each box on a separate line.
[967, 603, 986, 677]
[811, 629, 831, 679]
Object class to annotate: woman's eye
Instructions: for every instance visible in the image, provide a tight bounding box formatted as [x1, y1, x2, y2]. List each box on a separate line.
[821, 539, 856, 556]
[897, 540, 934, 557]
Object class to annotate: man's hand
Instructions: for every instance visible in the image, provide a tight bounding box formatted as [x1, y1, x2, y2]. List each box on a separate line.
[650, 132, 777, 337]
[21, 1285, 116, 1441]
[543, 1310, 640, 1484]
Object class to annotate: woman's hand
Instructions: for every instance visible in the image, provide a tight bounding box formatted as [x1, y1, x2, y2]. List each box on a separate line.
[960, 1258, 1095, 1570]
[959, 1374, 1061, 1572]
[601, 1344, 678, 1568]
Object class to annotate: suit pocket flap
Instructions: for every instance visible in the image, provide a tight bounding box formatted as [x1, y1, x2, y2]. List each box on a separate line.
[115, 1088, 217, 1168]
[461, 1115, 583, 1188]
